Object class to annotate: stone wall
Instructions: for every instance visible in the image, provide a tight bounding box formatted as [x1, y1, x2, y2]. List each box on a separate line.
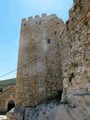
[15, 14, 65, 107]
[6, 0, 90, 120]
[0, 86, 15, 114]
[60, 0, 90, 104]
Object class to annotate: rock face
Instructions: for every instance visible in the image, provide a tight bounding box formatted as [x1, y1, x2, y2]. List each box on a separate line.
[6, 101, 90, 120]
[60, 0, 90, 104]
[24, 102, 76, 120]
[16, 14, 65, 107]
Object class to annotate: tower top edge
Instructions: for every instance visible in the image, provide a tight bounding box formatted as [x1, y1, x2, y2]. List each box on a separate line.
[21, 13, 62, 23]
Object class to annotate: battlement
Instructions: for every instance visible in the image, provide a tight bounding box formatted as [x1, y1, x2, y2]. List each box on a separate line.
[21, 13, 59, 26]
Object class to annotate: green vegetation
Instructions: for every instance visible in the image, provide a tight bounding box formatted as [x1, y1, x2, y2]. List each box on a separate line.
[0, 78, 16, 87]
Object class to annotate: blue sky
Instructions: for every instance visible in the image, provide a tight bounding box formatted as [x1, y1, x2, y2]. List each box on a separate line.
[0, 0, 73, 80]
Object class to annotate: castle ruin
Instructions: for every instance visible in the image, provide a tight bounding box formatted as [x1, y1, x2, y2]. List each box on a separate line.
[6, 0, 90, 119]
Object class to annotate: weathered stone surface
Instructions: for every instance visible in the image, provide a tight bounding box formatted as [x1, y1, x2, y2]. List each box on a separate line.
[20, 102, 74, 120]
[69, 106, 89, 120]
[0, 86, 15, 114]
[60, 0, 90, 103]
[6, 108, 15, 120]
[16, 14, 65, 107]
[7, 102, 89, 120]
[6, 107, 24, 120]
[69, 94, 90, 107]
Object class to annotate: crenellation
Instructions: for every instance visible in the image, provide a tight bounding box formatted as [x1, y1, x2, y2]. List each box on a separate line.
[34, 15, 40, 19]
[21, 14, 60, 26]
[21, 18, 27, 24]
[41, 13, 47, 18]
[21, 18, 29, 28]
[50, 14, 57, 17]
[28, 16, 33, 21]
[47, 14, 57, 20]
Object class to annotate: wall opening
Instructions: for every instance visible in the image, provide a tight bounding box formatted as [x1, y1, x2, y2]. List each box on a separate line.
[7, 100, 15, 112]
[39, 20, 42, 25]
[24, 23, 26, 26]
[0, 88, 3, 93]
[55, 31, 57, 35]
[69, 73, 74, 83]
[57, 90, 63, 101]
[47, 39, 51, 44]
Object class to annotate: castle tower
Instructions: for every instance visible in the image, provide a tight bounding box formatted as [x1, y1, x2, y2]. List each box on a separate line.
[15, 14, 65, 106]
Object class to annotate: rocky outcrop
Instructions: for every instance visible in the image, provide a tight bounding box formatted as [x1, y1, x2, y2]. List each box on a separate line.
[6, 101, 90, 120]
[60, 0, 90, 103]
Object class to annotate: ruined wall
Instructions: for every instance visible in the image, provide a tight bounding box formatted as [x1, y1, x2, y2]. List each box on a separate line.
[60, 0, 90, 104]
[0, 86, 15, 114]
[6, 1, 90, 120]
[16, 14, 65, 107]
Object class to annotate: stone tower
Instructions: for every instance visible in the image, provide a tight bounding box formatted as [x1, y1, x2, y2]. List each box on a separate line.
[15, 14, 65, 107]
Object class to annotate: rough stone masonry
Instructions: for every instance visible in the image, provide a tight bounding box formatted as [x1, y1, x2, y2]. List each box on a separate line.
[6, 0, 90, 120]
[60, 0, 90, 105]
[15, 14, 65, 107]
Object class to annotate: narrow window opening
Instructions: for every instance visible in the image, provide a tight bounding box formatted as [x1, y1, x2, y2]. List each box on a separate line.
[0, 88, 3, 93]
[24, 23, 26, 26]
[55, 31, 57, 35]
[47, 39, 51, 44]
[69, 73, 74, 83]
[56, 90, 63, 101]
[39, 20, 42, 25]
[39, 22, 41, 25]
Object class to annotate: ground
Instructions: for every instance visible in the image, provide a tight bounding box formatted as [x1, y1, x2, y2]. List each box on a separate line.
[0, 115, 7, 120]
